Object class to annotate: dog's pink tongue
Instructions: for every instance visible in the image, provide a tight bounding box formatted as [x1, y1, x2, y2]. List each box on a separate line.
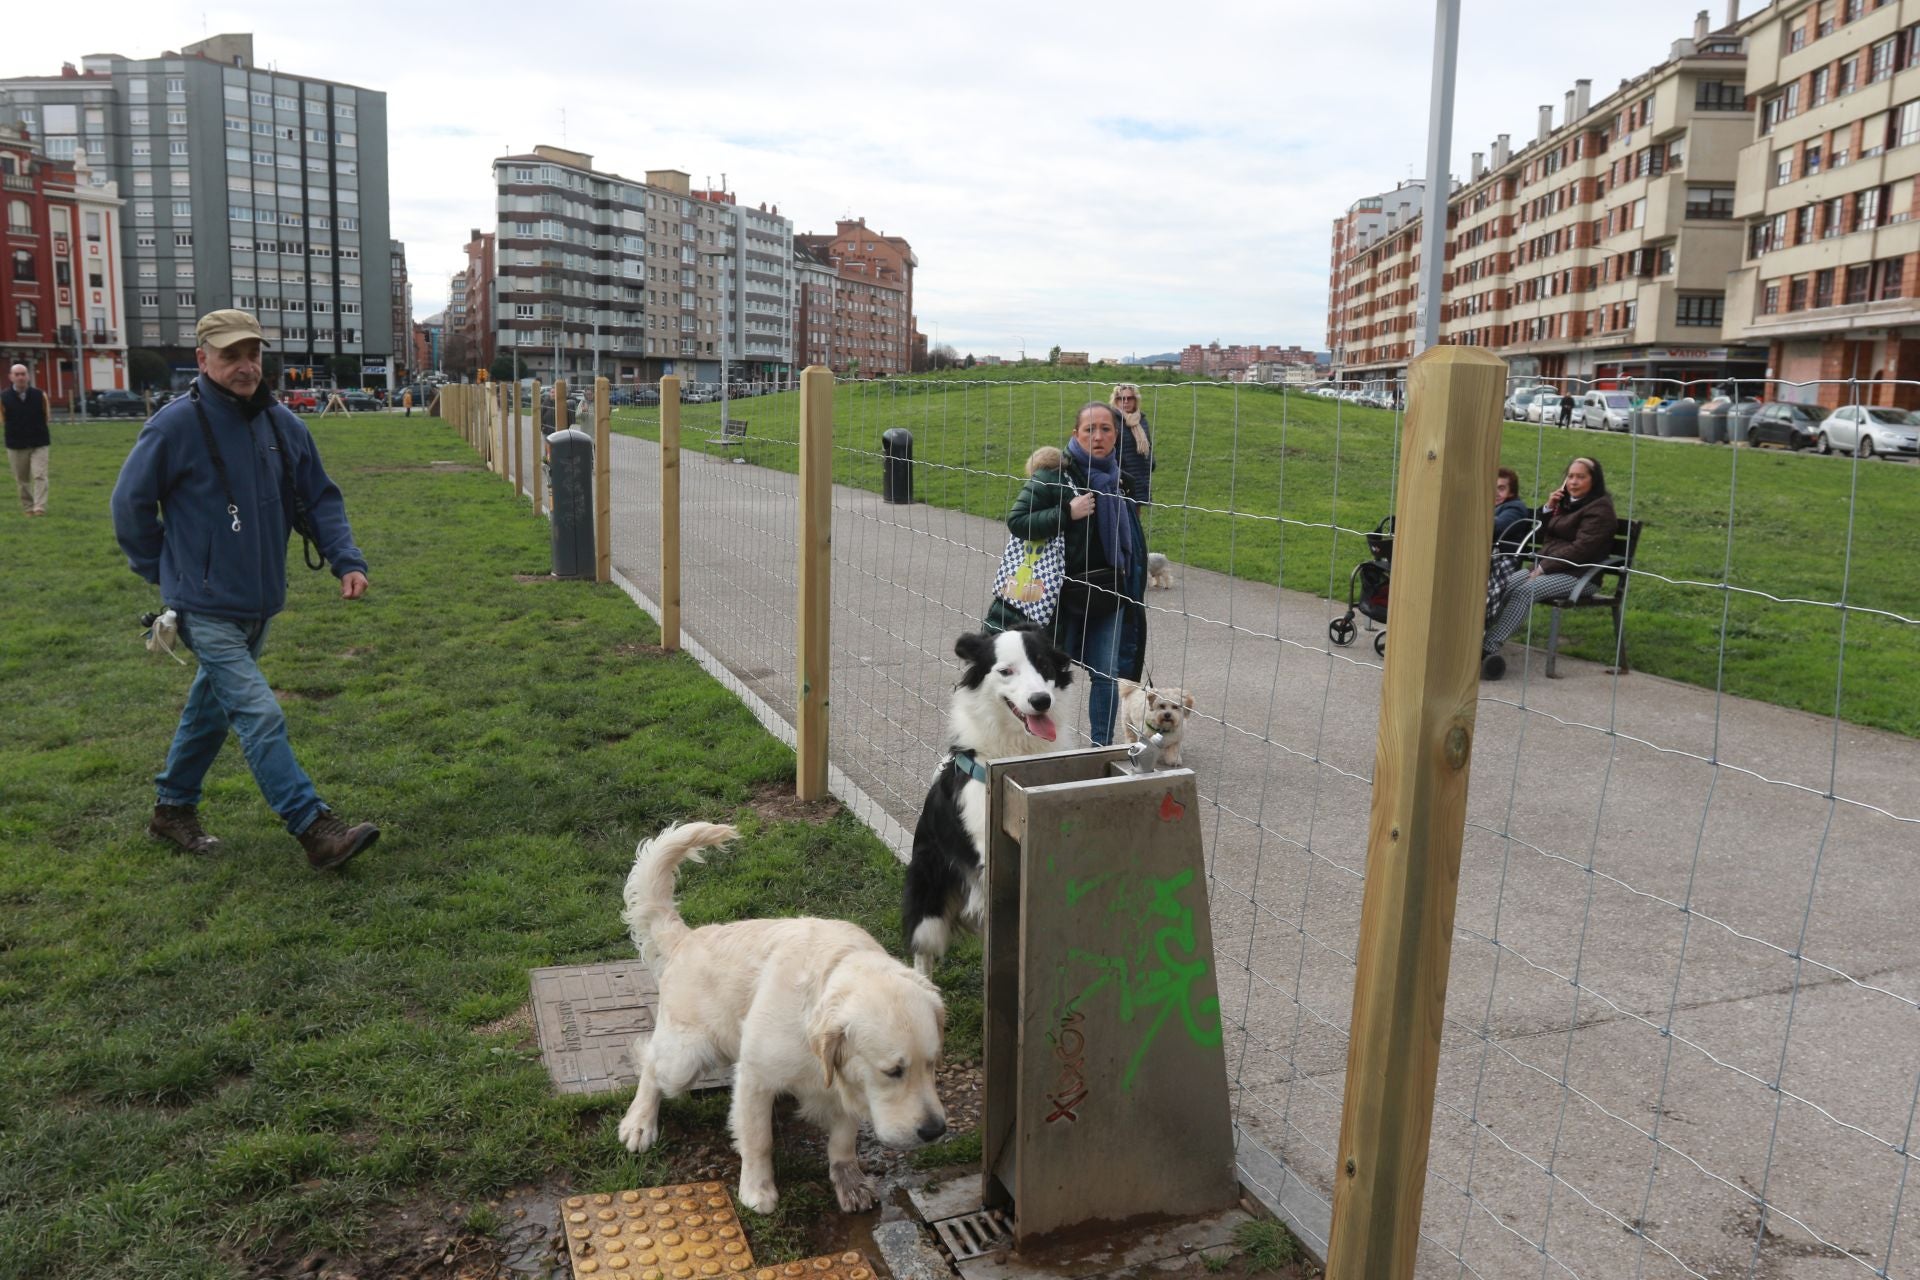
[1023, 712, 1058, 742]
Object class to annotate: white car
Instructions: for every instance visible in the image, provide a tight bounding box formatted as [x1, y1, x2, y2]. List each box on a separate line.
[1579, 390, 1633, 431]
[1817, 405, 1920, 459]
[1527, 391, 1573, 424]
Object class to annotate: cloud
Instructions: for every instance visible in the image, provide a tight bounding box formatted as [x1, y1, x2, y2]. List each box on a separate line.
[4, 0, 1750, 358]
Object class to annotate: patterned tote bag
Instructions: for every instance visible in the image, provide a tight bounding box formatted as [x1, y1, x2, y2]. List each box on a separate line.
[993, 531, 1068, 626]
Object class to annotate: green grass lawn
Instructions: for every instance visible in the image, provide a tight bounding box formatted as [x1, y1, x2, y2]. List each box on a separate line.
[0, 420, 979, 1279]
[607, 380, 1920, 738]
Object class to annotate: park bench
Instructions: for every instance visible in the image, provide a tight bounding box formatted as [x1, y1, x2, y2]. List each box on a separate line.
[1540, 517, 1644, 677]
[719, 418, 748, 450]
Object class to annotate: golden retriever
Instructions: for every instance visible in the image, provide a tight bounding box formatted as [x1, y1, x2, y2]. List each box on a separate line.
[616, 822, 948, 1214]
[1118, 679, 1196, 767]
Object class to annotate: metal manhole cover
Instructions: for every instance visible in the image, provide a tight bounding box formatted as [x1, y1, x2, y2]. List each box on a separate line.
[932, 1209, 1011, 1262]
[531, 960, 732, 1096]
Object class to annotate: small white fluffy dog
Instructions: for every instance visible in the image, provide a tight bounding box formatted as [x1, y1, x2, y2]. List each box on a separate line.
[1146, 552, 1176, 590]
[1118, 679, 1196, 767]
[618, 821, 948, 1214]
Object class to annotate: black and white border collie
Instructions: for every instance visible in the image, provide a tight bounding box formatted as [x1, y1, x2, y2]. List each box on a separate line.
[903, 627, 1074, 975]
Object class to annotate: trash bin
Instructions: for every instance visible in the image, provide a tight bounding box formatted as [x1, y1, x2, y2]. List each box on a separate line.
[1661, 396, 1699, 438]
[1729, 400, 1761, 445]
[881, 427, 914, 504]
[1699, 398, 1729, 444]
[1629, 405, 1652, 434]
[546, 426, 595, 578]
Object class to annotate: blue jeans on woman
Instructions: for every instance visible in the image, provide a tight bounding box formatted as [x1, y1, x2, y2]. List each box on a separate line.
[1058, 598, 1126, 747]
[155, 613, 326, 834]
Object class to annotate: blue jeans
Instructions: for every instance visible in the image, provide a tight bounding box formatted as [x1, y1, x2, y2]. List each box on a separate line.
[1058, 599, 1126, 747]
[156, 613, 325, 834]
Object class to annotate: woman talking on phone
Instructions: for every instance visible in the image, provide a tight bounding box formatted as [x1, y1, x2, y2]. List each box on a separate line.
[1480, 456, 1617, 680]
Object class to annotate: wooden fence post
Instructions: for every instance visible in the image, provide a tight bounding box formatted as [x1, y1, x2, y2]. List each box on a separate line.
[795, 364, 834, 801]
[660, 374, 681, 652]
[530, 379, 544, 514]
[1327, 345, 1507, 1280]
[594, 375, 611, 584]
[494, 384, 507, 477]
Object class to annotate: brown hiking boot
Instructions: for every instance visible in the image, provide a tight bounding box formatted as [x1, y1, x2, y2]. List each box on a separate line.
[150, 804, 222, 853]
[296, 812, 380, 871]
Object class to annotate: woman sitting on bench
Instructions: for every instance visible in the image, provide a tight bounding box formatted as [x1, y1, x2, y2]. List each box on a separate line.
[1482, 456, 1617, 681]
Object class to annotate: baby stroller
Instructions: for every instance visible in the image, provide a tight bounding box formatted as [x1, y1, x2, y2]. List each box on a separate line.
[1329, 516, 1394, 657]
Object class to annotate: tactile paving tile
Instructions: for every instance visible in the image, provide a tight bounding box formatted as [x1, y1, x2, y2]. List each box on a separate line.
[561, 1183, 756, 1280]
[749, 1252, 880, 1280]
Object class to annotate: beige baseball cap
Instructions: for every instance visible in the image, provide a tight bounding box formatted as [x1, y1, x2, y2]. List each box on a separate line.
[195, 309, 269, 349]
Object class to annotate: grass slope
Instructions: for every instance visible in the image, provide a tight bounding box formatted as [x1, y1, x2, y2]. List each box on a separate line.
[0, 420, 978, 1279]
[609, 380, 1920, 737]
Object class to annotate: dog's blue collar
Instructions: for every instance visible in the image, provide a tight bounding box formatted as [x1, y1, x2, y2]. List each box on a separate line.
[950, 749, 989, 784]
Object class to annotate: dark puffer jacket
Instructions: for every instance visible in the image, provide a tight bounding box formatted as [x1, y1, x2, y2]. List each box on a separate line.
[986, 445, 1147, 642]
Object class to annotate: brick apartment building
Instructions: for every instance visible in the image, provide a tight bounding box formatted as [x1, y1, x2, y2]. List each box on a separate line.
[2, 123, 127, 402]
[460, 227, 494, 372]
[1326, 182, 1424, 375]
[1727, 0, 1920, 405]
[793, 218, 916, 377]
[1179, 340, 1320, 379]
[1331, 9, 1763, 395]
[491, 146, 794, 384]
[0, 34, 392, 388]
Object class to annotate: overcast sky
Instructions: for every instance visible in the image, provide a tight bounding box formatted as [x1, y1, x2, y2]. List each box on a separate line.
[10, 0, 1754, 360]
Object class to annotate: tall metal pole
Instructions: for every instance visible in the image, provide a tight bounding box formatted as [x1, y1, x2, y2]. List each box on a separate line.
[1416, 0, 1461, 357]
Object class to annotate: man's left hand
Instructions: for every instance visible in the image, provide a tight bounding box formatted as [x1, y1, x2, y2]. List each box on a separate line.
[341, 571, 369, 600]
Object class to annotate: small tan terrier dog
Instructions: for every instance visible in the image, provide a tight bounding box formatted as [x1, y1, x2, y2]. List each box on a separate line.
[1118, 679, 1196, 767]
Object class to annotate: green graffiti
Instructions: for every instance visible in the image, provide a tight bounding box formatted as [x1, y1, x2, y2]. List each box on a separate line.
[1056, 868, 1221, 1090]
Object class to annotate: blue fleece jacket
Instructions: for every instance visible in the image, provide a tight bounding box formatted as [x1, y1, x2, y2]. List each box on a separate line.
[110, 374, 367, 619]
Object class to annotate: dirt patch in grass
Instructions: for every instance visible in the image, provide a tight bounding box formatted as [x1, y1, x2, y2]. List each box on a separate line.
[475, 1003, 534, 1047]
[615, 642, 672, 659]
[274, 686, 341, 702]
[748, 783, 843, 826]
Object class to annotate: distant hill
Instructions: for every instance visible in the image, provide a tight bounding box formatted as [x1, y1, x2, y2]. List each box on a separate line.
[1134, 352, 1179, 365]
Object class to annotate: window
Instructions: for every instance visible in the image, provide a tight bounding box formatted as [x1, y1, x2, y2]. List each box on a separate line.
[1857, 186, 1885, 230]
[171, 171, 189, 188]
[1676, 294, 1724, 327]
[1697, 81, 1745, 110]
[1805, 143, 1823, 175]
[1815, 268, 1836, 307]
[1840, 56, 1859, 94]
[167, 109, 186, 125]
[10, 250, 33, 282]
[1789, 277, 1808, 310]
[133, 170, 154, 189]
[171, 200, 191, 218]
[1899, 99, 1920, 147]
[1775, 147, 1795, 185]
[16, 301, 39, 331]
[136, 232, 155, 247]
[1798, 204, 1816, 242]
[168, 140, 188, 156]
[1872, 37, 1897, 82]
[130, 108, 150, 127]
[275, 94, 297, 110]
[134, 202, 154, 220]
[1825, 196, 1844, 236]
[175, 232, 193, 248]
[1763, 284, 1781, 314]
[176, 291, 195, 306]
[139, 292, 159, 307]
[1876, 256, 1905, 299]
[165, 77, 184, 93]
[1846, 264, 1872, 303]
[131, 79, 150, 97]
[132, 140, 151, 158]
[229, 204, 252, 222]
[1864, 110, 1890, 156]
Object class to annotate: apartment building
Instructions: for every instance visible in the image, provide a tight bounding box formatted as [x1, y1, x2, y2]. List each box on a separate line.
[492, 147, 794, 384]
[460, 229, 495, 372]
[1326, 181, 1425, 373]
[388, 240, 410, 380]
[0, 34, 391, 383]
[1333, 9, 1764, 394]
[3, 124, 127, 401]
[1728, 0, 1920, 404]
[794, 218, 916, 377]
[1180, 341, 1319, 378]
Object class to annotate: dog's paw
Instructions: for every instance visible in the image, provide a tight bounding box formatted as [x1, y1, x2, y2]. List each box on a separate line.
[738, 1176, 779, 1216]
[831, 1160, 878, 1212]
[617, 1112, 657, 1153]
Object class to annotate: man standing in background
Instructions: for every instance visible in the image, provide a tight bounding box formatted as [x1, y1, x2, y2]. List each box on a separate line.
[3, 363, 51, 517]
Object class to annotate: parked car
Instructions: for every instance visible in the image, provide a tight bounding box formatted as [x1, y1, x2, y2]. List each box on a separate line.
[1816, 404, 1920, 459]
[282, 389, 319, 412]
[1505, 386, 1556, 420]
[1579, 390, 1633, 431]
[1525, 393, 1562, 424]
[87, 388, 146, 417]
[338, 390, 384, 413]
[1746, 401, 1828, 450]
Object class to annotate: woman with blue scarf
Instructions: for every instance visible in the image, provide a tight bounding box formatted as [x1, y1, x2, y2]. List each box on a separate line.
[986, 402, 1149, 745]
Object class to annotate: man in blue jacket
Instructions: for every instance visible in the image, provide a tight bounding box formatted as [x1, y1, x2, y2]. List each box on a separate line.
[111, 310, 379, 870]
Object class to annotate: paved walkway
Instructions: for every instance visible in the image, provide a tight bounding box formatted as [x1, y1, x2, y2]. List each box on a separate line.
[511, 416, 1920, 1277]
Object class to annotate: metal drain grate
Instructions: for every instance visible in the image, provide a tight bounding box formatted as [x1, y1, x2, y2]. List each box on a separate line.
[932, 1208, 1011, 1261]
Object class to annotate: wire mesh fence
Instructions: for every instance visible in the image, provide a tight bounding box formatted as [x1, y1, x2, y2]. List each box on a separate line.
[476, 367, 1920, 1278]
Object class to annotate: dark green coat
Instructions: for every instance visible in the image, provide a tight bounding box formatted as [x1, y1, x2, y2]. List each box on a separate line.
[986, 445, 1148, 644]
